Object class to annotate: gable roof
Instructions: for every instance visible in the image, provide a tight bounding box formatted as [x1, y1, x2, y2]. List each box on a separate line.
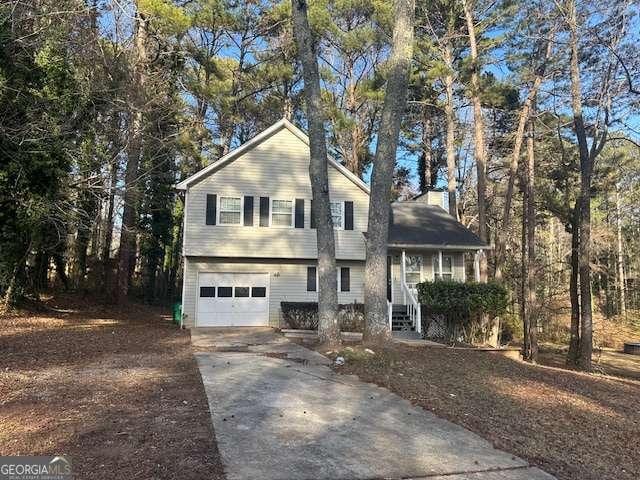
[176, 118, 370, 193]
[388, 202, 489, 250]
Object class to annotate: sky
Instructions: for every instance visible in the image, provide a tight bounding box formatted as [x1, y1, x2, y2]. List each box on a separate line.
[97, 0, 640, 191]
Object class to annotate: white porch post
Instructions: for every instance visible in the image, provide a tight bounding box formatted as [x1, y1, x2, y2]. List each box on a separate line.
[474, 249, 481, 282]
[462, 252, 467, 282]
[401, 250, 406, 304]
[438, 250, 443, 280]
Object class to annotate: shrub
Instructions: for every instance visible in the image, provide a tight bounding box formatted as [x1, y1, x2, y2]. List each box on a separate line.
[280, 302, 364, 332]
[417, 281, 508, 344]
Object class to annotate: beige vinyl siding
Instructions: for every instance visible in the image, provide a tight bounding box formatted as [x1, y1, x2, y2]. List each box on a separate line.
[184, 127, 369, 260]
[182, 257, 365, 328]
[389, 250, 466, 303]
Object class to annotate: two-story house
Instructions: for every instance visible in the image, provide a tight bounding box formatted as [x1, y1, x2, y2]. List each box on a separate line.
[177, 119, 488, 332]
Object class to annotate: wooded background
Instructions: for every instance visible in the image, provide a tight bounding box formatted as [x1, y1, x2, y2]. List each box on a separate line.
[1, 0, 639, 362]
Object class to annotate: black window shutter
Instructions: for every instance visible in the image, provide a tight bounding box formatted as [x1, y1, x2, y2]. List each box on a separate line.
[243, 196, 254, 226]
[307, 266, 317, 292]
[206, 194, 217, 225]
[340, 267, 350, 292]
[295, 199, 305, 228]
[310, 199, 316, 229]
[344, 201, 354, 230]
[259, 197, 270, 227]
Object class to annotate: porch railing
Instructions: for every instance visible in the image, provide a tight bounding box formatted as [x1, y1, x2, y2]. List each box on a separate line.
[401, 282, 421, 335]
[400, 250, 422, 334]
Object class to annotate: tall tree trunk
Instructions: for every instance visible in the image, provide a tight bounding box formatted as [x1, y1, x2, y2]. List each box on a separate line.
[291, 0, 340, 345]
[567, 0, 592, 370]
[116, 7, 147, 302]
[364, 0, 415, 342]
[420, 114, 433, 192]
[463, 0, 488, 280]
[73, 225, 90, 287]
[615, 182, 627, 318]
[102, 150, 118, 266]
[443, 39, 458, 219]
[283, 78, 293, 120]
[521, 120, 538, 361]
[567, 203, 581, 365]
[2, 245, 29, 311]
[495, 33, 554, 280]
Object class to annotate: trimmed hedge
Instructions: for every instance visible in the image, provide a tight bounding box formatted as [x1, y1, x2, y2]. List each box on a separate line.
[281, 302, 364, 332]
[417, 281, 508, 344]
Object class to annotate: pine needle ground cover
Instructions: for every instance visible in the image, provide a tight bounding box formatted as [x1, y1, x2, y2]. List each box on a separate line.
[326, 343, 640, 480]
[0, 296, 225, 480]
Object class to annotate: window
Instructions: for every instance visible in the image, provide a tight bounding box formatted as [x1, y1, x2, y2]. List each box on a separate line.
[200, 286, 216, 297]
[432, 254, 454, 281]
[251, 287, 266, 297]
[330, 202, 344, 229]
[442, 256, 453, 280]
[234, 287, 250, 297]
[219, 196, 241, 225]
[218, 286, 233, 297]
[340, 267, 350, 292]
[271, 199, 293, 227]
[307, 266, 317, 292]
[404, 255, 422, 286]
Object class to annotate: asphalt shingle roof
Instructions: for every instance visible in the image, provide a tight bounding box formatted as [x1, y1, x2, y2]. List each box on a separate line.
[388, 202, 488, 249]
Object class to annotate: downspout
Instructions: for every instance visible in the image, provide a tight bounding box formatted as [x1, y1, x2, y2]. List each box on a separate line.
[179, 189, 188, 329]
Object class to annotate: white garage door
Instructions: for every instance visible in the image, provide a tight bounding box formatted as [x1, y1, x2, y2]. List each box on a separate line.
[197, 273, 269, 326]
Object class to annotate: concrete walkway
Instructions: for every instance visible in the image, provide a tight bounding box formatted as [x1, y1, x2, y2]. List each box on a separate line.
[193, 328, 555, 480]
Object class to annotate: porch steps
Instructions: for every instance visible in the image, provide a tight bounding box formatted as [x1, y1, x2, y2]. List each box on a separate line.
[391, 305, 416, 332]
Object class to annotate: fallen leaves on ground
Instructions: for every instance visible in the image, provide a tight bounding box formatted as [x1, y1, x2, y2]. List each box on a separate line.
[0, 295, 225, 480]
[324, 343, 640, 480]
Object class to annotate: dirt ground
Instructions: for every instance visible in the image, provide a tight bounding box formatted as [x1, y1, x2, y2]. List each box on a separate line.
[326, 343, 640, 480]
[538, 345, 640, 380]
[0, 295, 225, 480]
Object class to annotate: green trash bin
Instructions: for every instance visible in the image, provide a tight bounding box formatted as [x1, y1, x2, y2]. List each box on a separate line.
[172, 302, 182, 325]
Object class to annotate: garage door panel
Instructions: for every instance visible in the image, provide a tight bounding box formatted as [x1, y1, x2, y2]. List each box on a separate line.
[197, 272, 269, 326]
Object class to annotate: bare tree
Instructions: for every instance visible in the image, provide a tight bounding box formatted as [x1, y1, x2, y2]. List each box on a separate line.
[116, 4, 147, 302]
[443, 33, 459, 218]
[564, 0, 629, 369]
[521, 119, 538, 361]
[291, 0, 340, 345]
[364, 0, 416, 342]
[462, 0, 488, 280]
[496, 29, 555, 280]
[615, 182, 627, 318]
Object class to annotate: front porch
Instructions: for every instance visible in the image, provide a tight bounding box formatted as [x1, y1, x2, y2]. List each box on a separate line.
[386, 248, 486, 335]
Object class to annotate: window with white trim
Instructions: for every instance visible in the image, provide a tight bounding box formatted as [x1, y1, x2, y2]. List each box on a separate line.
[404, 255, 422, 286]
[432, 254, 454, 281]
[271, 199, 293, 227]
[219, 196, 241, 225]
[330, 202, 344, 229]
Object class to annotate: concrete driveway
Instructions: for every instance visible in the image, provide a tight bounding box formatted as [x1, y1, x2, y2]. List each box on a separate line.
[192, 328, 555, 480]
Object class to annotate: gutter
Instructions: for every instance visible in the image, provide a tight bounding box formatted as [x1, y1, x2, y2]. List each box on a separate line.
[387, 243, 493, 250]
